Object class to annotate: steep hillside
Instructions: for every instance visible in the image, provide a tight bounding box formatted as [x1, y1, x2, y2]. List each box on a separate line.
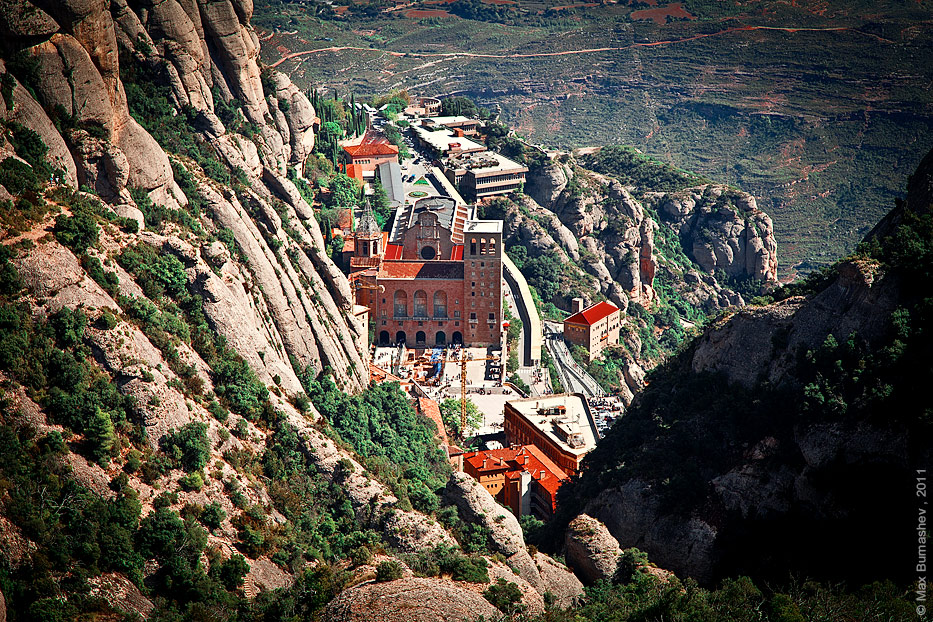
[478, 137, 777, 400]
[0, 1, 585, 619]
[554, 149, 933, 587]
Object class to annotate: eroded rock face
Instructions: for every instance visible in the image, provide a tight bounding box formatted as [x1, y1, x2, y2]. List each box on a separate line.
[564, 514, 622, 584]
[87, 573, 154, 619]
[2, 0, 365, 393]
[647, 185, 778, 283]
[534, 552, 584, 608]
[324, 578, 501, 622]
[445, 473, 526, 557]
[584, 483, 719, 585]
[691, 259, 896, 389]
[444, 472, 543, 590]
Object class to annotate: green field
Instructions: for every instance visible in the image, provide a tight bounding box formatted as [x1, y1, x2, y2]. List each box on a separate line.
[255, 0, 933, 276]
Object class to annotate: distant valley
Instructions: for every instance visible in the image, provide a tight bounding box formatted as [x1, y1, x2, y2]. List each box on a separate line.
[256, 0, 933, 276]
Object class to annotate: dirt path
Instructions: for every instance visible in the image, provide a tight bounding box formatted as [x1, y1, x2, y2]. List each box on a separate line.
[268, 24, 892, 68]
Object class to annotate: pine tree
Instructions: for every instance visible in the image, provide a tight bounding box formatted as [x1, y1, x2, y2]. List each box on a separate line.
[86, 407, 116, 466]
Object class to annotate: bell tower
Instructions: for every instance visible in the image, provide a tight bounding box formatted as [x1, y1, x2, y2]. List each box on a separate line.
[355, 200, 382, 259]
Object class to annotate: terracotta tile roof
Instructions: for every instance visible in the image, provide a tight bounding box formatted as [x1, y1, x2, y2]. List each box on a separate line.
[462, 445, 568, 498]
[564, 300, 620, 326]
[384, 244, 403, 260]
[450, 244, 463, 260]
[378, 261, 464, 280]
[343, 133, 399, 158]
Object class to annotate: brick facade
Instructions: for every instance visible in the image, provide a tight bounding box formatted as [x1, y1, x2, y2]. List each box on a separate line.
[563, 301, 622, 362]
[351, 198, 504, 348]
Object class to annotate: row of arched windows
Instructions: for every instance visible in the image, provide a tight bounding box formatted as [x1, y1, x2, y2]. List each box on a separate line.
[393, 290, 448, 318]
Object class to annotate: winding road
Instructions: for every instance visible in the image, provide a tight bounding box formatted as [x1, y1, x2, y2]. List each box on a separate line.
[268, 24, 892, 68]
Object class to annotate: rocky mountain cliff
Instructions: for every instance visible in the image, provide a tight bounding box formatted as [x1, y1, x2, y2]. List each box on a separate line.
[0, 2, 592, 618]
[486, 147, 778, 401]
[554, 149, 933, 587]
[0, 0, 365, 392]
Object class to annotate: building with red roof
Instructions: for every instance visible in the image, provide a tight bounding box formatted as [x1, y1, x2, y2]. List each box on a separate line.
[563, 298, 622, 362]
[340, 129, 399, 177]
[462, 445, 569, 519]
[339, 165, 505, 350]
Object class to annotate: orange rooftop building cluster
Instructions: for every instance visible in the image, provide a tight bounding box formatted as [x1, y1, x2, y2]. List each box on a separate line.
[462, 445, 568, 519]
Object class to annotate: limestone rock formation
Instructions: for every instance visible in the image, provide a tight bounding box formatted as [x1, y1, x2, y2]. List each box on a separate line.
[87, 573, 154, 619]
[0, 0, 366, 393]
[444, 472, 543, 590]
[444, 472, 526, 557]
[564, 514, 622, 584]
[556, 153, 933, 586]
[584, 481, 719, 585]
[646, 184, 778, 283]
[534, 552, 584, 608]
[324, 577, 502, 622]
[691, 258, 896, 390]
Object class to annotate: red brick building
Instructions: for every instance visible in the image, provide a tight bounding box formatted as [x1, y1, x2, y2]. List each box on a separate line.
[350, 192, 504, 348]
[462, 445, 568, 519]
[563, 299, 622, 362]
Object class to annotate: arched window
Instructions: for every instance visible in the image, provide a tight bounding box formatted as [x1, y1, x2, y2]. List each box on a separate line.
[393, 290, 407, 318]
[452, 331, 463, 345]
[413, 290, 428, 317]
[488, 238, 496, 256]
[379, 331, 390, 345]
[433, 291, 448, 318]
[470, 238, 477, 256]
[435, 331, 447, 346]
[480, 238, 487, 255]
[416, 331, 426, 345]
[396, 331, 407, 344]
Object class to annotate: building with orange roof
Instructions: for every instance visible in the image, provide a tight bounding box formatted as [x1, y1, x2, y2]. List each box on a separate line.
[340, 129, 399, 177]
[337, 166, 505, 350]
[562, 298, 622, 362]
[462, 445, 569, 519]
